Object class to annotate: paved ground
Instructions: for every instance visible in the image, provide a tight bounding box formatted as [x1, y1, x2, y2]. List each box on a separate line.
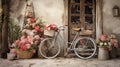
[0, 57, 120, 67]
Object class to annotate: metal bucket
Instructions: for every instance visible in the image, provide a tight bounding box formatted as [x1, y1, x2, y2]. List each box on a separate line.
[98, 47, 109, 60]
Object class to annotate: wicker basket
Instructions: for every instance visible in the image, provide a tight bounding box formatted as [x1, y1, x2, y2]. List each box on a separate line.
[16, 49, 34, 59]
[44, 30, 55, 37]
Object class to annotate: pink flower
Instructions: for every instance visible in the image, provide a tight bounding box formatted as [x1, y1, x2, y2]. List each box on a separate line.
[10, 49, 16, 53]
[47, 24, 58, 31]
[30, 18, 36, 23]
[20, 38, 28, 44]
[22, 29, 26, 33]
[34, 26, 40, 32]
[99, 34, 107, 41]
[34, 35, 40, 40]
[21, 44, 27, 51]
[14, 40, 20, 45]
[27, 35, 34, 42]
[26, 44, 31, 49]
[32, 23, 36, 28]
[113, 40, 119, 48]
[32, 29, 37, 33]
[20, 35, 27, 40]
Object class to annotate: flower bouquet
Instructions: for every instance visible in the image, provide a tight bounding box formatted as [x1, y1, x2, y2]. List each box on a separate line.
[44, 24, 58, 37]
[98, 34, 110, 49]
[11, 33, 38, 59]
[98, 34, 110, 60]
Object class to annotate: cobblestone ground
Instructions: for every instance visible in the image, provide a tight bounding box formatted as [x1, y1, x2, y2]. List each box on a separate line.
[0, 58, 120, 67]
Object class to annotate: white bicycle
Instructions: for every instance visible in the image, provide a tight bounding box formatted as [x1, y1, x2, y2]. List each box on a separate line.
[39, 26, 97, 59]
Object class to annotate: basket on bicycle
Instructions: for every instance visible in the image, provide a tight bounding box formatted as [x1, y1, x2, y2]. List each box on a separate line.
[44, 30, 55, 37]
[44, 24, 58, 37]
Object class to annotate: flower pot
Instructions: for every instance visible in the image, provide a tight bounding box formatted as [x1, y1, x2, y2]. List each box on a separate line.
[109, 47, 117, 59]
[7, 53, 16, 60]
[98, 46, 109, 60]
[16, 50, 34, 59]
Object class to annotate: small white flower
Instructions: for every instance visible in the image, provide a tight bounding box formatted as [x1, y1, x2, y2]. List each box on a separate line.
[100, 42, 103, 46]
[104, 43, 107, 45]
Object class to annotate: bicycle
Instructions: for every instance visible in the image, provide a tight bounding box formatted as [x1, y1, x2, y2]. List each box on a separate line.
[39, 26, 97, 59]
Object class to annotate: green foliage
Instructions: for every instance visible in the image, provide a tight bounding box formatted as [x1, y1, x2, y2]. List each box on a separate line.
[8, 19, 21, 44]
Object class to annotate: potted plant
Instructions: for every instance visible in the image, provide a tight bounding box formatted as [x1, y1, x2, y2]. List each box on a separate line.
[109, 34, 119, 58]
[11, 32, 38, 59]
[98, 34, 110, 60]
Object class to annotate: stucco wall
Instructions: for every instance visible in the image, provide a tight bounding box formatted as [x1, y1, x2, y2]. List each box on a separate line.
[10, 0, 65, 29]
[103, 0, 120, 35]
[103, 0, 120, 56]
[10, 0, 66, 56]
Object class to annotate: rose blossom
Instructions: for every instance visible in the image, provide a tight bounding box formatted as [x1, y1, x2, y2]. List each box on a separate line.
[32, 23, 36, 28]
[14, 40, 20, 45]
[30, 18, 36, 23]
[34, 26, 40, 32]
[10, 49, 16, 53]
[21, 44, 27, 51]
[34, 35, 40, 40]
[26, 44, 31, 49]
[100, 34, 107, 41]
[28, 35, 34, 42]
[22, 29, 26, 33]
[20, 38, 28, 44]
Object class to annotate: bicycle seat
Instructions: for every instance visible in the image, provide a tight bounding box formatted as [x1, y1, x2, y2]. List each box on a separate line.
[72, 28, 81, 32]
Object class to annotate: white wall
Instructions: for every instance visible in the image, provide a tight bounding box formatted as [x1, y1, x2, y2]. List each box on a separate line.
[10, 0, 66, 56]
[103, 0, 120, 35]
[33, 0, 64, 26]
[10, 0, 64, 28]
[102, 0, 120, 56]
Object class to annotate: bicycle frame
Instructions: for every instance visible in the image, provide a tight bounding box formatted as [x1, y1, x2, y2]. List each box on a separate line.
[55, 27, 80, 51]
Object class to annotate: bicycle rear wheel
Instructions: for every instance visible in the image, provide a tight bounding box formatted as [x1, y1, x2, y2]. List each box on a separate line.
[74, 37, 96, 59]
[39, 38, 60, 59]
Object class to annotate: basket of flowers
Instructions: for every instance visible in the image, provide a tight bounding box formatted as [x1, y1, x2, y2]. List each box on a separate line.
[44, 24, 58, 37]
[11, 33, 37, 59]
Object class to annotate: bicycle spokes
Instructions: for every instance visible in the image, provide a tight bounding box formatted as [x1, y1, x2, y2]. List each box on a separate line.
[74, 37, 96, 59]
[39, 38, 60, 58]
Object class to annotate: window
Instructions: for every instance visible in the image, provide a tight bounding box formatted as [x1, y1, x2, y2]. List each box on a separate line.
[68, 0, 96, 41]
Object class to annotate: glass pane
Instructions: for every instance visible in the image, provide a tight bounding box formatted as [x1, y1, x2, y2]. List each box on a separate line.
[85, 16, 93, 24]
[85, 6, 92, 14]
[71, 0, 80, 3]
[71, 5, 80, 14]
[85, 0, 93, 3]
[71, 16, 80, 23]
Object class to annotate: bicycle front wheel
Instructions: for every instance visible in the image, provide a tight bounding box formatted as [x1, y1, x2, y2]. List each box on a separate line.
[39, 38, 60, 59]
[74, 37, 97, 59]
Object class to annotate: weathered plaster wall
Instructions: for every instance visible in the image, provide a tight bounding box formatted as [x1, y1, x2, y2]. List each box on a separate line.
[103, 0, 120, 56]
[103, 0, 120, 35]
[10, 0, 66, 56]
[10, 0, 65, 28]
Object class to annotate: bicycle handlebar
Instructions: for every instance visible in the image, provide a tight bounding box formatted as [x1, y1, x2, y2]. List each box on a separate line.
[58, 25, 68, 31]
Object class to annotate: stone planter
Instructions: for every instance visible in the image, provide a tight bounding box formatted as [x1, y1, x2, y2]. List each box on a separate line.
[7, 53, 16, 60]
[98, 46, 109, 60]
